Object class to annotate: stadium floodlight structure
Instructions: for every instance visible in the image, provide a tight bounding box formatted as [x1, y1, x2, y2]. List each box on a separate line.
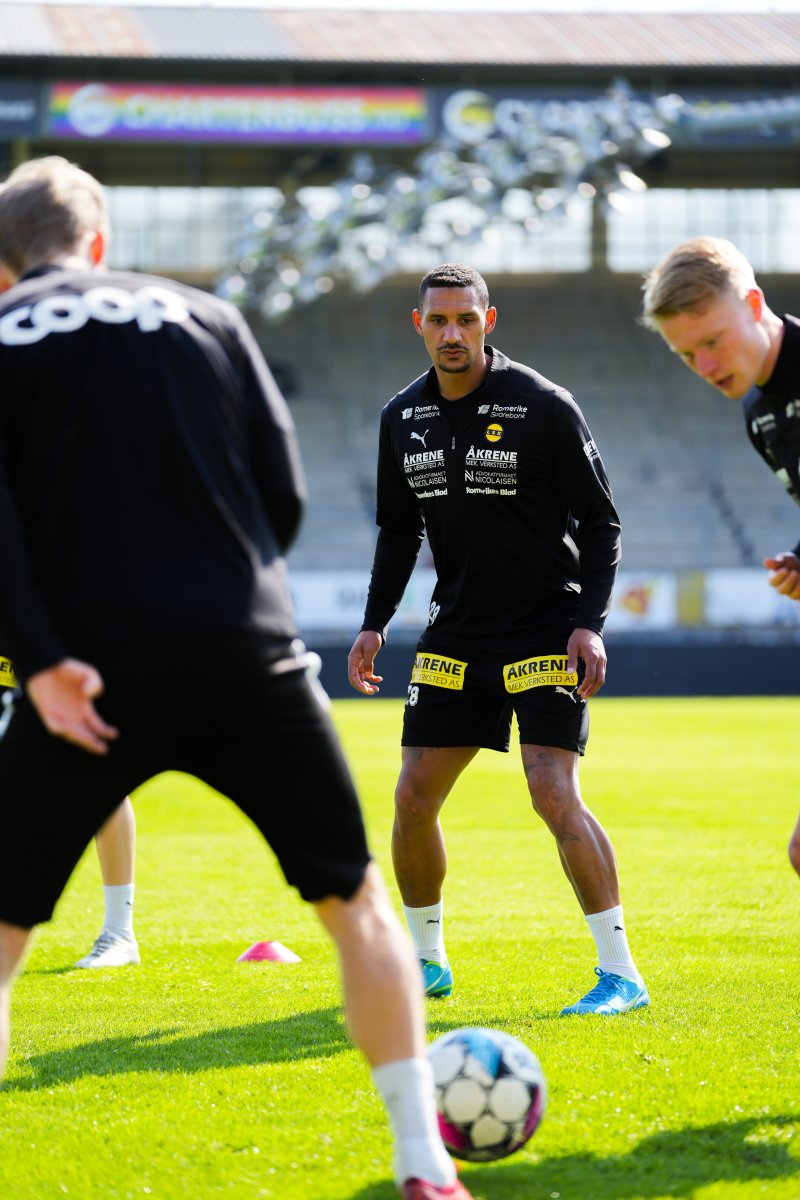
[217, 80, 800, 322]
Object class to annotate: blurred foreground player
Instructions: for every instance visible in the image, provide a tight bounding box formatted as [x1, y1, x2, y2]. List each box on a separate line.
[0, 264, 138, 970]
[642, 235, 800, 879]
[0, 156, 472, 1200]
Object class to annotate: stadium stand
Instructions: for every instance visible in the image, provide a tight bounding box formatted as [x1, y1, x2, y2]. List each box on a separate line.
[275, 272, 800, 573]
[2, 3, 798, 689]
[3, 5, 800, 578]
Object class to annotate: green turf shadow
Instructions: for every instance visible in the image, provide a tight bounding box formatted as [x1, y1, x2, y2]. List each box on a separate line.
[3, 1007, 351, 1091]
[348, 1115, 800, 1200]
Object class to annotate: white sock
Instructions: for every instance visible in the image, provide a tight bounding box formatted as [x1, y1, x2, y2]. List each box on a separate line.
[372, 1057, 455, 1188]
[402, 902, 446, 965]
[586, 905, 640, 984]
[103, 884, 135, 936]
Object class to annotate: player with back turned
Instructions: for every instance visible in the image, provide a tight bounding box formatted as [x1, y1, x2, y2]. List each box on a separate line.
[348, 263, 648, 1017]
[0, 156, 473, 1200]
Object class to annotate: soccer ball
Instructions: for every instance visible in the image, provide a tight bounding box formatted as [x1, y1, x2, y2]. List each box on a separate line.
[429, 1027, 546, 1162]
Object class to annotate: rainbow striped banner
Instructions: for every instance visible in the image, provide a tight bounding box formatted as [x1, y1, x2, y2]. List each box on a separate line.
[48, 82, 428, 144]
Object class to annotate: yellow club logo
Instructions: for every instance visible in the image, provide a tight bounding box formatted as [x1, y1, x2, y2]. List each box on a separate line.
[485, 423, 504, 443]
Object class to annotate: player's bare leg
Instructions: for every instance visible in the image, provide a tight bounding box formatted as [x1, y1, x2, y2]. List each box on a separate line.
[76, 798, 139, 969]
[95, 796, 136, 885]
[316, 863, 425, 1066]
[788, 812, 800, 877]
[392, 747, 478, 905]
[522, 744, 618, 913]
[315, 862, 467, 1197]
[521, 743, 648, 1016]
[392, 747, 478, 998]
[0, 921, 32, 1082]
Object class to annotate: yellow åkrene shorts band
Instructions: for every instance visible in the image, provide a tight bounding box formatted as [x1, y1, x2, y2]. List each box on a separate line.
[410, 652, 468, 691]
[503, 654, 577, 694]
[0, 656, 18, 688]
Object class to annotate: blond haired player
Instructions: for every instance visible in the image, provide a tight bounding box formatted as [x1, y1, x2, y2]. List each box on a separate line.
[642, 235, 800, 878]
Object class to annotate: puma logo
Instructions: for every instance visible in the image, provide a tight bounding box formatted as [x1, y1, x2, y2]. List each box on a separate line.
[410, 429, 430, 448]
[555, 686, 578, 703]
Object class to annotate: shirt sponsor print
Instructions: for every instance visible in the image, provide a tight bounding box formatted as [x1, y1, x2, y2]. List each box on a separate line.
[0, 285, 190, 346]
[408, 404, 440, 421]
[491, 404, 527, 419]
[464, 443, 517, 495]
[404, 442, 447, 498]
[752, 413, 776, 434]
[0, 657, 18, 688]
[503, 654, 577, 694]
[411, 652, 467, 690]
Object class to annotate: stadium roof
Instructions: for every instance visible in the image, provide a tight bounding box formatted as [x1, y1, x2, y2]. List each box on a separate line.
[2, 5, 800, 66]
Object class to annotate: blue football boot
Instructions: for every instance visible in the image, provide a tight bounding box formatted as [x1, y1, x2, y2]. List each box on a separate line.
[420, 959, 453, 998]
[560, 967, 650, 1016]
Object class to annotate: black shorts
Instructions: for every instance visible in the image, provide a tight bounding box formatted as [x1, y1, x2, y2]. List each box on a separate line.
[0, 632, 370, 928]
[401, 634, 589, 755]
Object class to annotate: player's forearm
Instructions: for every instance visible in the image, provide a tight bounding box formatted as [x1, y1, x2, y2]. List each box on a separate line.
[574, 521, 621, 634]
[361, 526, 423, 635]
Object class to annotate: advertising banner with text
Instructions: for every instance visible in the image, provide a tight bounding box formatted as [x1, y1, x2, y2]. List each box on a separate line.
[704, 569, 800, 628]
[47, 82, 429, 144]
[0, 81, 41, 136]
[290, 569, 800, 634]
[289, 569, 679, 634]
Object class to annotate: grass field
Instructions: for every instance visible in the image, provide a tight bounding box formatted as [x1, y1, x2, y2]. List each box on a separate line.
[1, 696, 799, 1200]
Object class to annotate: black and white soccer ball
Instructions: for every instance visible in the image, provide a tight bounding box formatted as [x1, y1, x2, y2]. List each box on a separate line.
[429, 1026, 546, 1162]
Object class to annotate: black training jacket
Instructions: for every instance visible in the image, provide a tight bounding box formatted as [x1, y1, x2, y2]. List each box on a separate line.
[361, 347, 621, 650]
[0, 265, 305, 682]
[744, 314, 800, 557]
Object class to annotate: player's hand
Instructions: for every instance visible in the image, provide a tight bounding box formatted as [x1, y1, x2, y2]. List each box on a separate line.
[347, 631, 384, 696]
[566, 627, 606, 700]
[764, 552, 800, 601]
[26, 658, 120, 755]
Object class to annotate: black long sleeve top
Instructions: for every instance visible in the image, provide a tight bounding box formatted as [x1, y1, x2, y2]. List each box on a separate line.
[0, 265, 305, 682]
[744, 314, 800, 557]
[361, 347, 621, 652]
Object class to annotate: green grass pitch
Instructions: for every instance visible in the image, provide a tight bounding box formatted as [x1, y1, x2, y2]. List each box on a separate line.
[1, 696, 798, 1199]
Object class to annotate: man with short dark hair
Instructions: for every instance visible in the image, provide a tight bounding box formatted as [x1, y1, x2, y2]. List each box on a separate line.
[0, 157, 472, 1200]
[642, 235, 800, 878]
[348, 263, 648, 1016]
